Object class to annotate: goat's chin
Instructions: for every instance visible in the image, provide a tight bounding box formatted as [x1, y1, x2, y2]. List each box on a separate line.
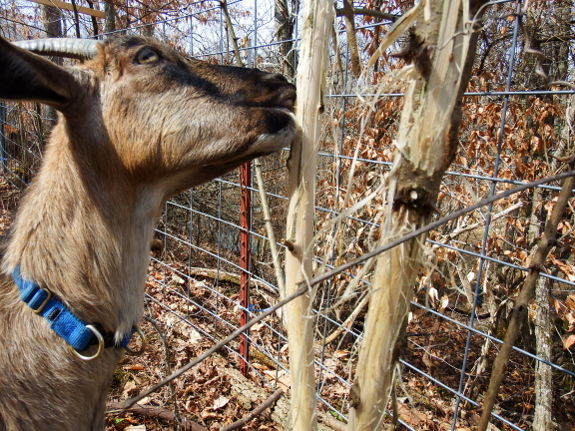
[247, 119, 298, 156]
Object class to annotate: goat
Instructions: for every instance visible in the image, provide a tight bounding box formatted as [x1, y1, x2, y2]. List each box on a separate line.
[0, 34, 296, 431]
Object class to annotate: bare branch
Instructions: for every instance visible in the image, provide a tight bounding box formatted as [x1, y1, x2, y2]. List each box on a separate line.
[107, 402, 207, 431]
[219, 389, 284, 431]
[220, 0, 244, 67]
[341, 0, 361, 77]
[335, 8, 399, 22]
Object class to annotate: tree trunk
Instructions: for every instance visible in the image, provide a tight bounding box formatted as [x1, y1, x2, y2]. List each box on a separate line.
[43, 5, 62, 39]
[104, 0, 117, 34]
[347, 1, 486, 429]
[341, 0, 361, 77]
[283, 0, 333, 429]
[274, 0, 297, 76]
[525, 187, 554, 430]
[533, 276, 554, 431]
[42, 5, 62, 122]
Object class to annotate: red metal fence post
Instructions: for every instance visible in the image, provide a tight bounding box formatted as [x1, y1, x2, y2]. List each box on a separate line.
[239, 161, 251, 375]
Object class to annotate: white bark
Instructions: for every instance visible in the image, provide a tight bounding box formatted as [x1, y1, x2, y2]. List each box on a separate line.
[283, 0, 334, 429]
[348, 1, 478, 429]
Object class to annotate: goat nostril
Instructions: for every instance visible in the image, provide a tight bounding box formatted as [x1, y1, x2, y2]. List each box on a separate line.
[274, 86, 296, 112]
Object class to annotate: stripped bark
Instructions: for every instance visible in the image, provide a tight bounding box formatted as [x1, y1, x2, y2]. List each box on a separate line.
[347, 1, 487, 429]
[283, 0, 333, 429]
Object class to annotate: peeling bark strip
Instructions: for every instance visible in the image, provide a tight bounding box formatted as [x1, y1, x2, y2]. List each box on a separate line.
[283, 0, 334, 429]
[347, 1, 487, 430]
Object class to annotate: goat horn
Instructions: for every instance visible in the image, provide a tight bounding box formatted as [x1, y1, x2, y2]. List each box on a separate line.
[13, 38, 102, 60]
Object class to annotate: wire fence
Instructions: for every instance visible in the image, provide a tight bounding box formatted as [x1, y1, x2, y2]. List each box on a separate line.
[1, 0, 575, 429]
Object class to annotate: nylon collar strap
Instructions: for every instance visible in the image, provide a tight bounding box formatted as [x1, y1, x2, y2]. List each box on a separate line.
[12, 265, 133, 352]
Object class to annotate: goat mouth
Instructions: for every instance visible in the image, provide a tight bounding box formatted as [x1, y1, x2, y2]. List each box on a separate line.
[269, 100, 295, 115]
[272, 106, 294, 114]
[278, 97, 294, 112]
[268, 87, 296, 113]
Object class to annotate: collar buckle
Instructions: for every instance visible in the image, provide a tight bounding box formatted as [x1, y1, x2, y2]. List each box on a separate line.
[31, 286, 52, 314]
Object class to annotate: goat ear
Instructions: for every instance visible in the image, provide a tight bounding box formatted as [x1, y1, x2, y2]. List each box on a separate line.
[0, 36, 81, 111]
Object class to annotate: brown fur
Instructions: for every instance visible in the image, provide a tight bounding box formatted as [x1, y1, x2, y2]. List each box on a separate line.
[0, 35, 296, 430]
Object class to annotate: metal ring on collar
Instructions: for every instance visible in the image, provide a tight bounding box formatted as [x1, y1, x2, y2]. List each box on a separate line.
[69, 324, 105, 361]
[124, 326, 147, 356]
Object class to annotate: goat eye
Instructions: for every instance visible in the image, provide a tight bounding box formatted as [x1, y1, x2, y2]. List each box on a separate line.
[136, 48, 160, 64]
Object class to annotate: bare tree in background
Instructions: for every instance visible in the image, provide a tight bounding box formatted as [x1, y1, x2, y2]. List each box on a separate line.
[42, 6, 61, 38]
[275, 0, 298, 77]
[104, 0, 117, 34]
[42, 5, 61, 122]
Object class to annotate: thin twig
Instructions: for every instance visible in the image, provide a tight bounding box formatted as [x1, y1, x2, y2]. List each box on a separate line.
[254, 159, 285, 295]
[219, 0, 244, 67]
[324, 290, 368, 345]
[107, 402, 207, 431]
[219, 389, 284, 431]
[144, 315, 182, 428]
[70, 0, 81, 38]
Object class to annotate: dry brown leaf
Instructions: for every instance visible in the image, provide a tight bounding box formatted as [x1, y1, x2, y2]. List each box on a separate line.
[122, 380, 137, 399]
[396, 402, 426, 427]
[212, 395, 230, 410]
[565, 311, 575, 332]
[563, 334, 575, 350]
[201, 410, 223, 420]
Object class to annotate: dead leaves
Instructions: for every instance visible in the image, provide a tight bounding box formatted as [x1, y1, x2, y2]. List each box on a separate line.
[551, 295, 575, 350]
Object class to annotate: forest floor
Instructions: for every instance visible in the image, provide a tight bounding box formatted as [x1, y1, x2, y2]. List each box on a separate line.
[1, 174, 574, 431]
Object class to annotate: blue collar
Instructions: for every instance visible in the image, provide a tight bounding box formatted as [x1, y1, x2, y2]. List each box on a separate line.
[12, 265, 132, 352]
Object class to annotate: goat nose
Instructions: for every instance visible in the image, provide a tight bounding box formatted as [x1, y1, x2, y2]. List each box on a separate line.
[268, 73, 288, 82]
[259, 71, 289, 84]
